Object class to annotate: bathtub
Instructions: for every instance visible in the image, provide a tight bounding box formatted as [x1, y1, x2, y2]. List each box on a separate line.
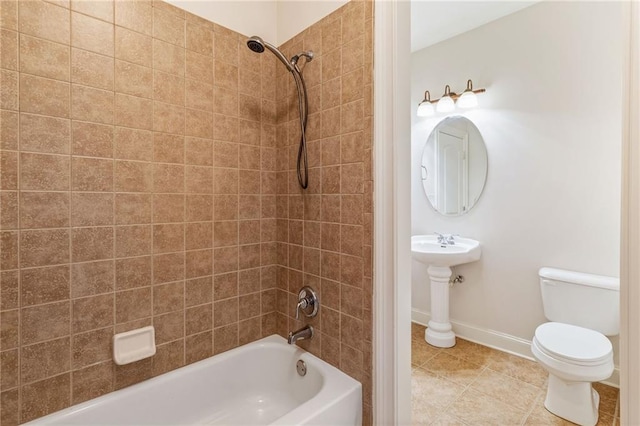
[27, 335, 362, 425]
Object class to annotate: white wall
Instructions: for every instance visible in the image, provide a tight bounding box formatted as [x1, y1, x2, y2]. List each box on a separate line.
[411, 1, 623, 354]
[166, 0, 346, 45]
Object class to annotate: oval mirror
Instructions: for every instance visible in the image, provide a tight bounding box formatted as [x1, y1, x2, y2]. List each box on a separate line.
[421, 116, 488, 216]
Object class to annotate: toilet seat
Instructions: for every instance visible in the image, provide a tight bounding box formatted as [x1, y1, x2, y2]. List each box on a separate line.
[534, 322, 612, 366]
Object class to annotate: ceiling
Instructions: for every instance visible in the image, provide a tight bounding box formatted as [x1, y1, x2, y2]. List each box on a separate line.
[411, 1, 538, 52]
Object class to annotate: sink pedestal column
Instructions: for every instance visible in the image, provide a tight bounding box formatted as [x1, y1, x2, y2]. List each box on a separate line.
[425, 265, 456, 348]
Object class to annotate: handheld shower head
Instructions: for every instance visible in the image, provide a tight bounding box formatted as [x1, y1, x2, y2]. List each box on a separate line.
[246, 36, 265, 54]
[246, 36, 295, 73]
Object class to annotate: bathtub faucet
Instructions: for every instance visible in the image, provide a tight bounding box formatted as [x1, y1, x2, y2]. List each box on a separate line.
[287, 325, 314, 344]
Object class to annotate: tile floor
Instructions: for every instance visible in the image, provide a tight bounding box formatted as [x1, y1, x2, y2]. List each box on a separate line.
[411, 323, 620, 425]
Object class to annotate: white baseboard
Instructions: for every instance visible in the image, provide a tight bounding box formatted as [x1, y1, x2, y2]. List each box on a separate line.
[412, 308, 620, 388]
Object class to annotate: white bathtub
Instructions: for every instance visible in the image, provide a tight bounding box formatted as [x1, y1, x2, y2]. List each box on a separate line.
[27, 335, 362, 425]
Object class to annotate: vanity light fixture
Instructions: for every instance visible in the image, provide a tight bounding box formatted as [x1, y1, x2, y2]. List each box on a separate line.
[436, 85, 456, 113]
[417, 91, 435, 117]
[416, 80, 486, 116]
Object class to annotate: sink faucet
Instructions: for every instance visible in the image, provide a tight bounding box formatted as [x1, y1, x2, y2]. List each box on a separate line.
[288, 325, 314, 344]
[435, 232, 456, 245]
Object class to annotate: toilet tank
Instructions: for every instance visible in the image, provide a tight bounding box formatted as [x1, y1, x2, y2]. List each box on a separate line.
[539, 267, 619, 336]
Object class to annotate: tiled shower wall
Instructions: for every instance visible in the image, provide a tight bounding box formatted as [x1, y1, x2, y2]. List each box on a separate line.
[274, 1, 374, 423]
[0, 1, 280, 423]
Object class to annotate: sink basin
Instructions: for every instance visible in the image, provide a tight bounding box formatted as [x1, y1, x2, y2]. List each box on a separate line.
[411, 235, 481, 267]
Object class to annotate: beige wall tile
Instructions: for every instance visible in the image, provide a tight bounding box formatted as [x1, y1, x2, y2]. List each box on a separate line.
[72, 157, 113, 192]
[115, 193, 151, 225]
[185, 330, 212, 363]
[21, 301, 70, 345]
[153, 133, 184, 163]
[19, 0, 70, 44]
[115, 26, 152, 67]
[185, 137, 212, 166]
[186, 194, 212, 221]
[153, 101, 185, 134]
[186, 22, 212, 55]
[72, 361, 113, 404]
[72, 12, 114, 56]
[115, 287, 151, 323]
[115, 0, 152, 36]
[153, 193, 184, 223]
[20, 191, 69, 229]
[115, 225, 151, 257]
[71, 328, 112, 369]
[72, 293, 114, 333]
[114, 93, 153, 130]
[115, 256, 152, 290]
[71, 193, 114, 226]
[20, 74, 70, 118]
[1, 231, 19, 270]
[153, 281, 184, 314]
[0, 70, 18, 111]
[21, 265, 69, 307]
[185, 79, 213, 112]
[153, 38, 185, 77]
[71, 0, 114, 22]
[114, 127, 153, 161]
[1, 0, 18, 31]
[71, 260, 114, 297]
[186, 50, 213, 84]
[71, 226, 113, 262]
[21, 337, 70, 384]
[153, 223, 184, 253]
[153, 163, 184, 193]
[115, 60, 153, 98]
[21, 373, 70, 422]
[153, 71, 185, 106]
[153, 252, 184, 284]
[20, 34, 70, 81]
[21, 152, 70, 191]
[185, 165, 212, 194]
[153, 8, 184, 47]
[72, 121, 113, 158]
[71, 84, 114, 125]
[114, 160, 153, 192]
[0, 110, 19, 150]
[154, 310, 183, 343]
[20, 114, 70, 155]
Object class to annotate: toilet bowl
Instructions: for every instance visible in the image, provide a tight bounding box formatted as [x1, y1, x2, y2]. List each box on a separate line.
[532, 322, 614, 426]
[532, 268, 619, 426]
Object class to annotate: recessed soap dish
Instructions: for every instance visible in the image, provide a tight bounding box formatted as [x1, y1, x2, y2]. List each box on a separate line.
[113, 326, 156, 365]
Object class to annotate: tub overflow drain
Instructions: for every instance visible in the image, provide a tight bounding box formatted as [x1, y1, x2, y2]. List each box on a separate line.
[296, 359, 307, 376]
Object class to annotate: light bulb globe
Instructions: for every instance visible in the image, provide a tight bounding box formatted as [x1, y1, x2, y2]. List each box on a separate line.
[436, 96, 455, 113]
[417, 101, 435, 117]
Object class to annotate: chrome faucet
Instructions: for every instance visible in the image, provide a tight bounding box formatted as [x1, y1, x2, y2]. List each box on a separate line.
[435, 232, 457, 245]
[288, 325, 314, 344]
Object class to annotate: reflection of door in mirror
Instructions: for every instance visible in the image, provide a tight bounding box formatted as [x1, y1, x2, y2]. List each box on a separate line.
[435, 127, 468, 215]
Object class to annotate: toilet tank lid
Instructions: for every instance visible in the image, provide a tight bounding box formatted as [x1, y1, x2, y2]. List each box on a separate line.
[539, 267, 619, 291]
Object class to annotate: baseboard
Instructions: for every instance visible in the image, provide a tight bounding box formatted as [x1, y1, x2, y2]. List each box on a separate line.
[411, 308, 620, 388]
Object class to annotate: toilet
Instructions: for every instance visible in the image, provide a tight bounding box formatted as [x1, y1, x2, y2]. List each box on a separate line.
[531, 267, 619, 426]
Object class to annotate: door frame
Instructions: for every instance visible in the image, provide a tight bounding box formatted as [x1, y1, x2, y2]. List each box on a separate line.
[373, 1, 640, 424]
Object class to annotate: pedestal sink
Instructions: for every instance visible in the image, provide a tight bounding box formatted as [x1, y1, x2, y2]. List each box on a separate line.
[411, 234, 482, 348]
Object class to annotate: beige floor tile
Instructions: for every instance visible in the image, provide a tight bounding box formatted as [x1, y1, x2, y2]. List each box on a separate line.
[412, 367, 466, 409]
[430, 413, 468, 426]
[441, 338, 500, 367]
[469, 367, 540, 411]
[487, 351, 548, 388]
[422, 352, 485, 386]
[412, 322, 427, 341]
[593, 382, 619, 417]
[412, 338, 440, 367]
[448, 388, 527, 425]
[412, 398, 443, 426]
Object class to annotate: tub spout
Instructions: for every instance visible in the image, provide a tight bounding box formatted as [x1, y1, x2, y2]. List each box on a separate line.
[287, 325, 314, 344]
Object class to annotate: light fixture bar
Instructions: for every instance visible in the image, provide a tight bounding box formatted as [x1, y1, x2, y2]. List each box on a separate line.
[416, 80, 486, 116]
